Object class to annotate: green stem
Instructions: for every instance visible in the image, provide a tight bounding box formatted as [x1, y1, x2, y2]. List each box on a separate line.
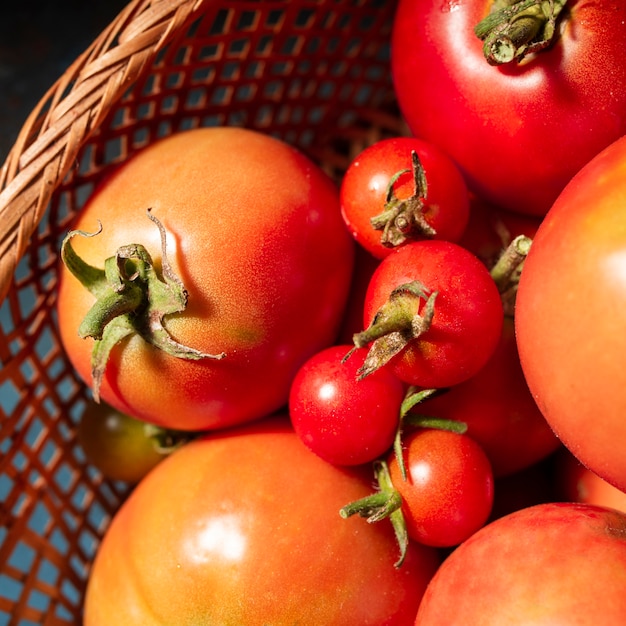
[475, 0, 569, 65]
[60, 209, 226, 402]
[339, 460, 409, 568]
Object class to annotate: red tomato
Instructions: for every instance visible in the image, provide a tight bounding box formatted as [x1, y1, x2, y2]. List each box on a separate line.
[289, 345, 406, 466]
[388, 428, 494, 548]
[414, 317, 561, 477]
[516, 134, 626, 492]
[554, 448, 626, 515]
[340, 137, 470, 259]
[414, 503, 626, 625]
[391, 0, 626, 216]
[56, 127, 354, 431]
[84, 418, 440, 625]
[358, 240, 503, 388]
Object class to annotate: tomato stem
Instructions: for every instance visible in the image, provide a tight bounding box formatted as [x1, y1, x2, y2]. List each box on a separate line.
[60, 209, 226, 402]
[475, 0, 568, 65]
[393, 387, 467, 481]
[490, 234, 532, 315]
[350, 281, 437, 380]
[370, 150, 436, 248]
[339, 460, 409, 568]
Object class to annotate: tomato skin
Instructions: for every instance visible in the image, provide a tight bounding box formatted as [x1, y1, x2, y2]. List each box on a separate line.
[362, 240, 503, 388]
[391, 0, 626, 216]
[340, 137, 470, 259]
[414, 502, 626, 625]
[415, 317, 560, 477]
[289, 345, 406, 466]
[56, 127, 354, 431]
[388, 429, 494, 548]
[516, 134, 626, 492]
[554, 448, 626, 515]
[77, 400, 179, 483]
[84, 418, 440, 625]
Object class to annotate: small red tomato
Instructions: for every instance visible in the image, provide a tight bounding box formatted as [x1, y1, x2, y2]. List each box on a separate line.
[289, 345, 405, 466]
[356, 240, 503, 389]
[388, 428, 494, 548]
[340, 137, 470, 259]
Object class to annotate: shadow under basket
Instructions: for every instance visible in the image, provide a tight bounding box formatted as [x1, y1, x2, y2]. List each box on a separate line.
[0, 0, 406, 623]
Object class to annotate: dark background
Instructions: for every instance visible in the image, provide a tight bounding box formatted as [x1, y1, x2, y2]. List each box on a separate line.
[0, 0, 129, 163]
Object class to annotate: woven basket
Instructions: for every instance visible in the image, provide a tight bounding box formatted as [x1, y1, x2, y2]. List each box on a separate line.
[0, 0, 405, 622]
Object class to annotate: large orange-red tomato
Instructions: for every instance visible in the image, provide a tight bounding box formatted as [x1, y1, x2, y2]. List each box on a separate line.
[84, 418, 440, 625]
[414, 503, 626, 625]
[56, 127, 354, 431]
[516, 134, 626, 492]
[391, 0, 626, 216]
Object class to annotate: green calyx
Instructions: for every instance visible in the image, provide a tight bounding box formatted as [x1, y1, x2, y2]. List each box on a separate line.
[340, 460, 409, 568]
[370, 150, 436, 249]
[60, 209, 226, 401]
[347, 280, 438, 380]
[475, 0, 569, 65]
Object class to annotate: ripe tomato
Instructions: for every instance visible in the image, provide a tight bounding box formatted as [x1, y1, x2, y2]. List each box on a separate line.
[56, 127, 354, 431]
[414, 317, 561, 477]
[553, 448, 626, 515]
[77, 399, 191, 483]
[391, 0, 626, 216]
[84, 418, 440, 625]
[388, 428, 494, 548]
[357, 240, 503, 389]
[289, 344, 406, 466]
[414, 503, 626, 625]
[340, 137, 470, 259]
[516, 134, 626, 492]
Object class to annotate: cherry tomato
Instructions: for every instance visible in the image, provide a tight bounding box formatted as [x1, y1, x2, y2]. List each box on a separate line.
[77, 399, 192, 483]
[414, 317, 561, 477]
[516, 134, 626, 492]
[84, 418, 440, 625]
[340, 137, 470, 259]
[415, 503, 626, 625]
[289, 344, 406, 466]
[391, 0, 626, 216]
[388, 428, 494, 548]
[357, 240, 503, 389]
[56, 127, 354, 432]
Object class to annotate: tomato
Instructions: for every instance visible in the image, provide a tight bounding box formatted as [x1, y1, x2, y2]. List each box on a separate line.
[56, 127, 354, 432]
[414, 317, 561, 477]
[414, 502, 626, 625]
[77, 399, 192, 483]
[357, 240, 503, 389]
[553, 448, 626, 515]
[84, 418, 440, 625]
[340, 137, 470, 259]
[391, 0, 626, 216]
[388, 428, 494, 548]
[515, 134, 626, 492]
[289, 344, 406, 466]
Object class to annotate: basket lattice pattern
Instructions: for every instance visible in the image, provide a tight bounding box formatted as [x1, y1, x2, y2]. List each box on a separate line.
[0, 0, 405, 623]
